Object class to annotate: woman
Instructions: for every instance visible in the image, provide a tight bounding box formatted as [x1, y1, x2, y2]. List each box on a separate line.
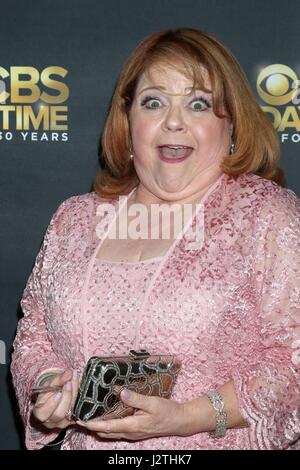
[11, 28, 300, 450]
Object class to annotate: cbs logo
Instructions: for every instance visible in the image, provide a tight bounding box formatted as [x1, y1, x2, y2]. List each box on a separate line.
[0, 66, 69, 104]
[257, 64, 300, 132]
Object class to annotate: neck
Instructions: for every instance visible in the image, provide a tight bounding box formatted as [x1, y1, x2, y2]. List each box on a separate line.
[130, 170, 223, 208]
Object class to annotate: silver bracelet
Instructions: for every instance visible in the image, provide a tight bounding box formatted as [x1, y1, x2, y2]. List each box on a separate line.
[206, 389, 227, 438]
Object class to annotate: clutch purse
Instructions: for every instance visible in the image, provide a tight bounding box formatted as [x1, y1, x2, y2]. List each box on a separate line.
[72, 349, 181, 422]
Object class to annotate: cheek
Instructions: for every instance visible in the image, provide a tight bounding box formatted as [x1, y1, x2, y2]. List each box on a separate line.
[130, 108, 160, 144]
[131, 121, 157, 149]
[193, 119, 228, 143]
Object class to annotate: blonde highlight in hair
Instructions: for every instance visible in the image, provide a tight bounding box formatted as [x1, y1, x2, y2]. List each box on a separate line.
[94, 28, 284, 199]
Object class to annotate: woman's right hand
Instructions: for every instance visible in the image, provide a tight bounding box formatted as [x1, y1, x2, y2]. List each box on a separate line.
[32, 369, 79, 429]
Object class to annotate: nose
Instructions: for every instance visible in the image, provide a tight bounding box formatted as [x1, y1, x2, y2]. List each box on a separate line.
[162, 104, 186, 132]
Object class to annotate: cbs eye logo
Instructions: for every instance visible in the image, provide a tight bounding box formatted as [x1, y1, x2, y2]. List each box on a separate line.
[257, 64, 300, 139]
[257, 64, 299, 106]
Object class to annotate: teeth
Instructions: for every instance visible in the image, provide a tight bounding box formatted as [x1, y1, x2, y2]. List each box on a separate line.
[166, 146, 187, 149]
[159, 146, 192, 158]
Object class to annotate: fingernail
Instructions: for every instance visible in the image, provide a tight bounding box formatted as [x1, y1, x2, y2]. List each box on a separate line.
[121, 388, 130, 400]
[76, 420, 86, 427]
[72, 369, 77, 381]
[66, 381, 72, 391]
[54, 392, 62, 401]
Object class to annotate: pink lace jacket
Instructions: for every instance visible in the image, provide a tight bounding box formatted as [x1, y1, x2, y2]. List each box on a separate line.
[11, 173, 300, 450]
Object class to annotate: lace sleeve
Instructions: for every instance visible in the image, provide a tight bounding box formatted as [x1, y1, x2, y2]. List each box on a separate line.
[10, 199, 71, 450]
[232, 188, 300, 449]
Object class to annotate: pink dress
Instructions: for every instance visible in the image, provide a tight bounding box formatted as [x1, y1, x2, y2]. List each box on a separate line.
[11, 173, 300, 450]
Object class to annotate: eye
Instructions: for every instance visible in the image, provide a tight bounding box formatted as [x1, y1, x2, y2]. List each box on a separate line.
[140, 96, 162, 109]
[190, 97, 211, 111]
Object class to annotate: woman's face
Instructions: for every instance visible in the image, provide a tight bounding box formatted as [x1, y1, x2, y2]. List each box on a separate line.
[129, 64, 233, 202]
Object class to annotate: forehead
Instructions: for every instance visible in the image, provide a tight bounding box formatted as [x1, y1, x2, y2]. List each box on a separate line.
[135, 63, 211, 95]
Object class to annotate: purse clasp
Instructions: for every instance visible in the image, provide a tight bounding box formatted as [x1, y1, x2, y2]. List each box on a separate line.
[129, 349, 150, 360]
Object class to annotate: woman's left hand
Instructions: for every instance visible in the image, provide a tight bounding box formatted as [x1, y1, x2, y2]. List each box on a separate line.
[76, 388, 186, 441]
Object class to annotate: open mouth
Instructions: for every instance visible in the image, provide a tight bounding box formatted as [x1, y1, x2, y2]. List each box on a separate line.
[157, 145, 194, 162]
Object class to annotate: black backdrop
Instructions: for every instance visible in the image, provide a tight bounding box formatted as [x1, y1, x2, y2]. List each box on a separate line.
[1, 0, 299, 449]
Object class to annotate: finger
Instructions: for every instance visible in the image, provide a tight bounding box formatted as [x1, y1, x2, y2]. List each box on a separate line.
[35, 390, 56, 408]
[120, 388, 154, 413]
[48, 380, 73, 423]
[33, 391, 63, 422]
[96, 432, 124, 440]
[71, 369, 80, 408]
[50, 369, 73, 387]
[77, 415, 138, 433]
[34, 369, 73, 406]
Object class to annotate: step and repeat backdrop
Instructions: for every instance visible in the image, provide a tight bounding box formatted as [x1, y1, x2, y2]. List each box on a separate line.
[1, 0, 299, 449]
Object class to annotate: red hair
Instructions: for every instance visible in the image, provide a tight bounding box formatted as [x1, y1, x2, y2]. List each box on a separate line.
[94, 28, 284, 199]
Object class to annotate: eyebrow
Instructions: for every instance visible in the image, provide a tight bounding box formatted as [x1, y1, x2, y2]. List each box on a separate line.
[138, 86, 211, 95]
